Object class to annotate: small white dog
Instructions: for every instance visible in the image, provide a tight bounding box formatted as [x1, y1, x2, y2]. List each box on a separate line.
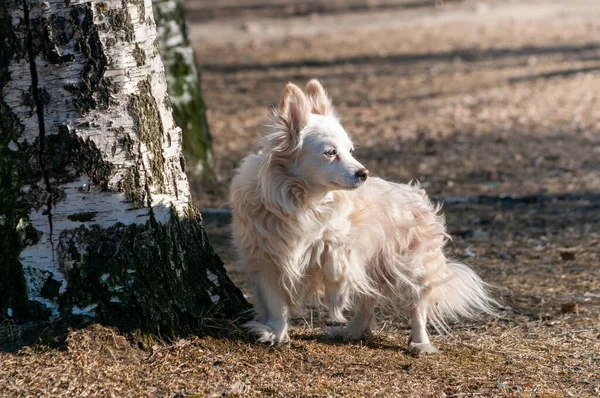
[230, 80, 495, 355]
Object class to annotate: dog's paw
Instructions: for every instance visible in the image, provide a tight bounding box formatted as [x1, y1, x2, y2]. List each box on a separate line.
[407, 342, 440, 356]
[243, 321, 289, 345]
[244, 321, 275, 344]
[326, 326, 368, 341]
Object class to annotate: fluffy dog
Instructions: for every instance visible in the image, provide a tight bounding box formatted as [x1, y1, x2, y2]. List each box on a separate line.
[229, 80, 495, 355]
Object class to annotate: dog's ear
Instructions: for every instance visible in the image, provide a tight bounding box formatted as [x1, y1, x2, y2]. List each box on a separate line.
[305, 79, 333, 116]
[278, 83, 310, 136]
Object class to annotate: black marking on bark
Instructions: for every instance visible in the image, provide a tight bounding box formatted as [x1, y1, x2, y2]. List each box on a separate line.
[16, 219, 43, 246]
[132, 44, 145, 67]
[46, 126, 114, 189]
[67, 212, 98, 222]
[37, 87, 52, 105]
[23, 0, 55, 262]
[41, 15, 75, 64]
[162, 93, 171, 109]
[63, 4, 111, 114]
[152, 37, 160, 55]
[171, 170, 179, 200]
[41, 274, 62, 300]
[20, 184, 46, 211]
[106, 7, 134, 42]
[44, 48, 75, 64]
[21, 87, 35, 114]
[119, 131, 134, 160]
[26, 299, 52, 321]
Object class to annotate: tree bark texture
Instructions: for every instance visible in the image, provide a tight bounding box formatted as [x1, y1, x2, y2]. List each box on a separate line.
[152, 0, 214, 177]
[0, 0, 248, 334]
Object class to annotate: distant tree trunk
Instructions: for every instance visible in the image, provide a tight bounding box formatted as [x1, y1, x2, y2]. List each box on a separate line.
[0, 0, 248, 334]
[152, 0, 214, 178]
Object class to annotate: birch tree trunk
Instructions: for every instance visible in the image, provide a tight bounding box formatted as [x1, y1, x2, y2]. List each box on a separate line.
[152, 0, 214, 178]
[0, 0, 248, 334]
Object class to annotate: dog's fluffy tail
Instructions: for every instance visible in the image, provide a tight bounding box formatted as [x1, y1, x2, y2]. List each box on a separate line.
[426, 261, 497, 333]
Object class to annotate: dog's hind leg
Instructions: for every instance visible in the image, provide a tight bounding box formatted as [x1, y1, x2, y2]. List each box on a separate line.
[407, 298, 439, 356]
[244, 271, 290, 345]
[327, 295, 377, 340]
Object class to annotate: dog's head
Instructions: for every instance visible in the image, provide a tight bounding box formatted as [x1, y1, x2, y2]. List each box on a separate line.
[261, 80, 369, 196]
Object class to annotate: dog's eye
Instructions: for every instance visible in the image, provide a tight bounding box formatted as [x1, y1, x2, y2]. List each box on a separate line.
[325, 149, 337, 157]
[350, 147, 355, 154]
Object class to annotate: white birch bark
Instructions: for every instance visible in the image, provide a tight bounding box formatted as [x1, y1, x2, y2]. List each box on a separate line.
[0, 0, 247, 330]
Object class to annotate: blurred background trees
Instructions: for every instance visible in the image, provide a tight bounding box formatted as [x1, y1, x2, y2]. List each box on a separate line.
[153, 0, 215, 180]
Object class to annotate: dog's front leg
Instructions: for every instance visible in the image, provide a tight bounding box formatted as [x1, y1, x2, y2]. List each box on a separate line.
[407, 300, 439, 356]
[322, 249, 349, 322]
[244, 271, 290, 345]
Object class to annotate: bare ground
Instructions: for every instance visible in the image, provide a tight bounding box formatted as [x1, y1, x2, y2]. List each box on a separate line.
[2, 0, 600, 396]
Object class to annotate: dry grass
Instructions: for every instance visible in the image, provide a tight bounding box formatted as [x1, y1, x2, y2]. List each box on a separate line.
[1, 315, 598, 396]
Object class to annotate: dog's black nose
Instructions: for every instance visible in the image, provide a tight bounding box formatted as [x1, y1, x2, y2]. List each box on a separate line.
[356, 169, 369, 181]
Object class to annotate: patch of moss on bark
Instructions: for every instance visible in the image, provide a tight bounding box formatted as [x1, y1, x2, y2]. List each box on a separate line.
[173, 81, 214, 177]
[56, 208, 250, 335]
[128, 79, 166, 193]
[120, 167, 147, 207]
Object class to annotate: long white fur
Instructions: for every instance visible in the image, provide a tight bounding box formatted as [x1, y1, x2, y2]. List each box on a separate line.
[229, 80, 496, 354]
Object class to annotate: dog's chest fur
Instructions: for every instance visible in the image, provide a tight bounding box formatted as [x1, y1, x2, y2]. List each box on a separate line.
[290, 192, 355, 275]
